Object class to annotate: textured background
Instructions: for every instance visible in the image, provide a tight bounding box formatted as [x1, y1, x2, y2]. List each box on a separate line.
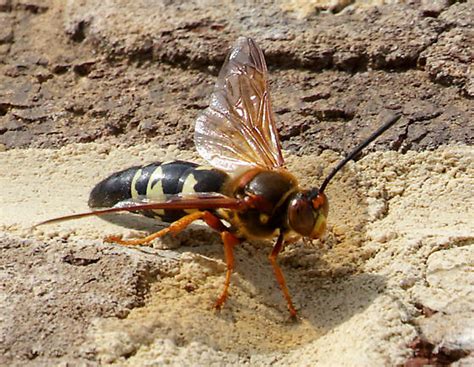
[0, 0, 473, 365]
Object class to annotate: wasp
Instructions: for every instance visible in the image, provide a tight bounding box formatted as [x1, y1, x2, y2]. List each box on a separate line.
[38, 37, 400, 317]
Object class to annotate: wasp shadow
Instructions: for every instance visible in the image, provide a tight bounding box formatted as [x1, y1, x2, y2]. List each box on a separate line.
[96, 213, 167, 233]
[91, 180, 386, 355]
[126, 234, 388, 355]
[188, 237, 387, 326]
[232, 241, 387, 328]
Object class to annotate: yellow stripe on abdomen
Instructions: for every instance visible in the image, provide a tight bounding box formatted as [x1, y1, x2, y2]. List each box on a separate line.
[146, 166, 166, 216]
[131, 169, 142, 199]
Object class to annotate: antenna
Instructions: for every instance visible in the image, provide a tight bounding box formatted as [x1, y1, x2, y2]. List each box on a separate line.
[319, 113, 401, 193]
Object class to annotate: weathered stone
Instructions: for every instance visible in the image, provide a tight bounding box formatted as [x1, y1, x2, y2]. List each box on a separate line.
[0, 0, 473, 364]
[0, 116, 24, 131]
[422, 27, 473, 94]
[0, 236, 178, 364]
[15, 0, 48, 13]
[420, 0, 450, 18]
[0, 0, 11, 12]
[410, 246, 474, 365]
[0, 14, 13, 43]
[12, 106, 51, 121]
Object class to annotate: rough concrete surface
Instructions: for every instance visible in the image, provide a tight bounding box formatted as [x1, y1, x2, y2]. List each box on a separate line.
[0, 0, 473, 366]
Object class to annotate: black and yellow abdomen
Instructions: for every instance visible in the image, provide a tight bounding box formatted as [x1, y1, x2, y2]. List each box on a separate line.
[88, 160, 229, 223]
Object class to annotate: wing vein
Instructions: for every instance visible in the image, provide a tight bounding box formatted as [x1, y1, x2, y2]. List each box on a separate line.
[194, 37, 284, 171]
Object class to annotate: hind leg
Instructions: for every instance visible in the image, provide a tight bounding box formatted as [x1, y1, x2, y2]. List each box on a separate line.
[106, 211, 241, 311]
[105, 211, 211, 246]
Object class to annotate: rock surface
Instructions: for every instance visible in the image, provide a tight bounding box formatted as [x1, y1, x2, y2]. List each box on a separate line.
[0, 0, 473, 366]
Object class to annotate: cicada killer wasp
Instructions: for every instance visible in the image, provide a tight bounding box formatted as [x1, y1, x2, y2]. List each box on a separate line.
[38, 37, 400, 318]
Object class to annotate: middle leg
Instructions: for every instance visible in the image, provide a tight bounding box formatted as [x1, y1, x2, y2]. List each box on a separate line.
[214, 231, 240, 310]
[195, 213, 241, 310]
[268, 233, 297, 318]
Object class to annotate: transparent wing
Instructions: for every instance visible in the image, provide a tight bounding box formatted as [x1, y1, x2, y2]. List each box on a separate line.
[34, 193, 240, 226]
[194, 37, 284, 172]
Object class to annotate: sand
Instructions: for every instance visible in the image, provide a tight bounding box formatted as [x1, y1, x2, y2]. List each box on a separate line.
[1, 143, 472, 365]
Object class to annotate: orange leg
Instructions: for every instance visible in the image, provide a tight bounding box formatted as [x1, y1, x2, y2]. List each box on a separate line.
[105, 210, 241, 311]
[105, 211, 209, 246]
[192, 213, 240, 310]
[269, 233, 297, 318]
[214, 231, 240, 310]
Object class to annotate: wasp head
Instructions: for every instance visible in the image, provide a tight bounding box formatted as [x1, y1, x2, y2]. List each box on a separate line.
[287, 189, 328, 239]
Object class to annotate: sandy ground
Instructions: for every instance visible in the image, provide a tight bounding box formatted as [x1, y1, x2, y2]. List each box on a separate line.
[1, 0, 473, 365]
[1, 143, 473, 365]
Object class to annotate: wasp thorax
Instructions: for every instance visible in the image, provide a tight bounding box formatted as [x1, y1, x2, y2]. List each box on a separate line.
[288, 190, 328, 239]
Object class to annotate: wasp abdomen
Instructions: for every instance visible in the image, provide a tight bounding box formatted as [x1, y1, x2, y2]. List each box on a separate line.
[88, 160, 229, 222]
[88, 165, 140, 208]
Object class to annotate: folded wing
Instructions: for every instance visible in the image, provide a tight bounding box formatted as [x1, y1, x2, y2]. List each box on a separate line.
[35, 193, 241, 226]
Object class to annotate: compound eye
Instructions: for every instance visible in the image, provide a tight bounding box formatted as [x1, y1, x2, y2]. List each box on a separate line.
[288, 198, 315, 237]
